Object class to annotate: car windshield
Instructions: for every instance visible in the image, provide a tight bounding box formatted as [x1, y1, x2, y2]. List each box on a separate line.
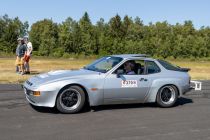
[84, 56, 123, 73]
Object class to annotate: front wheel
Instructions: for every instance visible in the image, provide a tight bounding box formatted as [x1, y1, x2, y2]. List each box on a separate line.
[156, 85, 178, 108]
[56, 86, 85, 113]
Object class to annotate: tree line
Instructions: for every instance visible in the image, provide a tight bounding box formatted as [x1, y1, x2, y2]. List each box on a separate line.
[0, 12, 210, 58]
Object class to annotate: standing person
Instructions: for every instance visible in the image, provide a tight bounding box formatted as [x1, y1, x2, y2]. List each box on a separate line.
[15, 38, 22, 73]
[16, 39, 27, 75]
[23, 36, 33, 74]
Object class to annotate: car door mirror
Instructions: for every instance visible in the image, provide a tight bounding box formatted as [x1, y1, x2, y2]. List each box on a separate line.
[116, 69, 124, 78]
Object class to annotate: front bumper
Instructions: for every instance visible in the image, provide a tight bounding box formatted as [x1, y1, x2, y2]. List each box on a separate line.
[23, 86, 58, 107]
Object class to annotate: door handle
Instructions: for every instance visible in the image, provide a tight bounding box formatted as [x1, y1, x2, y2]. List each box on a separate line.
[139, 78, 144, 81]
[139, 78, 148, 81]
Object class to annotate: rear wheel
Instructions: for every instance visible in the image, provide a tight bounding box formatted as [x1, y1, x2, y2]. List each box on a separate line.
[56, 86, 85, 113]
[156, 85, 178, 107]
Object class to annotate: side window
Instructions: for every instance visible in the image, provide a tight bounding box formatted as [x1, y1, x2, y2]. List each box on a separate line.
[134, 60, 145, 75]
[113, 60, 145, 75]
[145, 61, 161, 74]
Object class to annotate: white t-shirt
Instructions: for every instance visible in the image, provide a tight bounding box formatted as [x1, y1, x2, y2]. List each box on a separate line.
[126, 71, 135, 75]
[26, 42, 33, 56]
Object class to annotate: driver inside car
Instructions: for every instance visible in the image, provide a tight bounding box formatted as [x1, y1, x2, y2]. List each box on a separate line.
[124, 61, 136, 75]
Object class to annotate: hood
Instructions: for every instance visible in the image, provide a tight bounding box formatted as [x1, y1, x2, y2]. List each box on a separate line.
[27, 69, 100, 87]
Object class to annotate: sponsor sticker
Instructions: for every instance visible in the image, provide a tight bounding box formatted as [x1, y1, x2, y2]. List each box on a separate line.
[121, 80, 138, 88]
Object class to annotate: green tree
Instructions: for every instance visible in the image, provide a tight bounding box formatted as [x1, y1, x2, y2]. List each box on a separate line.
[30, 19, 58, 56]
[1, 12, 210, 58]
[0, 15, 23, 53]
[58, 17, 75, 54]
[79, 12, 96, 55]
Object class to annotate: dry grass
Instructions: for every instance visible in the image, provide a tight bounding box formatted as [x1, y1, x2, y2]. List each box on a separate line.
[0, 57, 94, 83]
[169, 60, 210, 80]
[0, 57, 209, 83]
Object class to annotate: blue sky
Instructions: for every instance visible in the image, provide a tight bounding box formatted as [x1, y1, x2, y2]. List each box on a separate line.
[0, 0, 209, 29]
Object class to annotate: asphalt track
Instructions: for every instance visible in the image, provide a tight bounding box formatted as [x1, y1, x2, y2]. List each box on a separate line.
[0, 83, 210, 140]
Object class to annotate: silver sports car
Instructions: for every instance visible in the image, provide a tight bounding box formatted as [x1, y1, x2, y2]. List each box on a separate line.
[23, 54, 191, 113]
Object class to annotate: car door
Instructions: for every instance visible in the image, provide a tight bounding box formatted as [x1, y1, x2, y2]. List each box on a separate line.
[103, 59, 152, 104]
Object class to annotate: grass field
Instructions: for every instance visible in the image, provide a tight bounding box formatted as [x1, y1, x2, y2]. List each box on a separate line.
[0, 57, 210, 83]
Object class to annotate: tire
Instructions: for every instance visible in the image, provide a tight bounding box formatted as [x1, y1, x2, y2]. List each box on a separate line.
[56, 86, 86, 113]
[156, 85, 178, 108]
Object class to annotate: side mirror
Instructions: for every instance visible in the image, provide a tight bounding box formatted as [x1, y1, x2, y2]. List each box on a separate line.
[116, 69, 124, 78]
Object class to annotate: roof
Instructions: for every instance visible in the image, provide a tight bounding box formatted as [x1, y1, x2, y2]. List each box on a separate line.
[111, 54, 156, 61]
[111, 54, 150, 58]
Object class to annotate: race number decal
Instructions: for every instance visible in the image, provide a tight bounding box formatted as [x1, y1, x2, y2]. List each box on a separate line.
[121, 80, 138, 88]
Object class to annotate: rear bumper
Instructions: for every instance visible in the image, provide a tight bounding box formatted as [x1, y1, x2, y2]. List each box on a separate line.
[183, 86, 193, 95]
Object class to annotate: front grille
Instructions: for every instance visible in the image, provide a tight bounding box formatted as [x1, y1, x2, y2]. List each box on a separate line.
[26, 80, 33, 86]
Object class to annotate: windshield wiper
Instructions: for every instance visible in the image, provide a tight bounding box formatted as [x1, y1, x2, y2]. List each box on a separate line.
[83, 66, 95, 71]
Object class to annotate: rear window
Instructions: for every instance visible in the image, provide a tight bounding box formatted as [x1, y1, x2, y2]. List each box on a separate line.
[158, 60, 180, 71]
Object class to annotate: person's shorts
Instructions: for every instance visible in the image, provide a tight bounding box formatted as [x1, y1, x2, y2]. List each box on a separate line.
[24, 55, 30, 63]
[15, 57, 24, 66]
